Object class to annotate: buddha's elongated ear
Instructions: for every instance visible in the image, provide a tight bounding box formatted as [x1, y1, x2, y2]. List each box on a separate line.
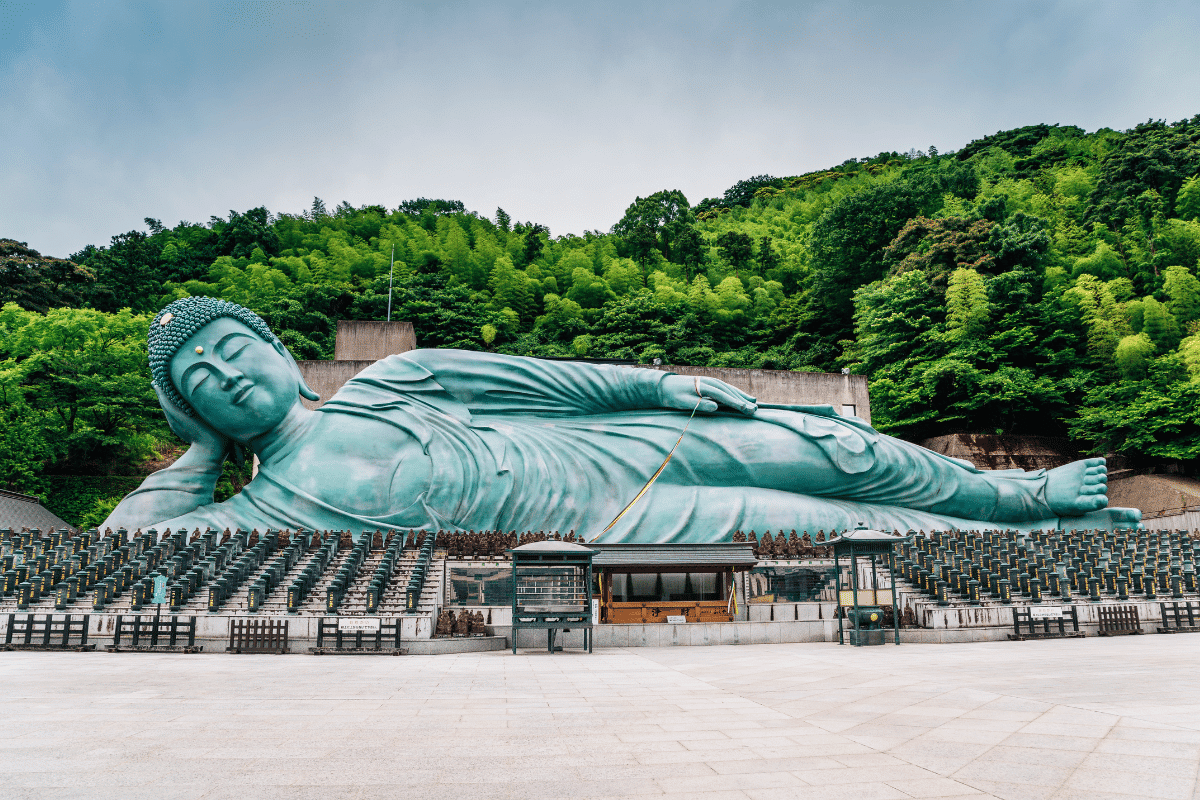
[271, 338, 321, 403]
[298, 377, 320, 402]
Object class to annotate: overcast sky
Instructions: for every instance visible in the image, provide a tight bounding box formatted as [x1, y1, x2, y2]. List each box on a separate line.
[3, 0, 1199, 258]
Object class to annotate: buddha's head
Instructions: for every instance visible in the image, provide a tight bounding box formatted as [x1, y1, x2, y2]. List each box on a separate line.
[148, 297, 318, 442]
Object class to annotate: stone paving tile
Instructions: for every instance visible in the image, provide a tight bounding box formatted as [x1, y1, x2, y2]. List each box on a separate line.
[961, 779, 1061, 800]
[745, 781, 912, 799]
[706, 755, 848, 773]
[654, 770, 808, 793]
[885, 740, 999, 775]
[973, 745, 1090, 769]
[1057, 766, 1196, 800]
[886, 777, 987, 797]
[3, 639, 1200, 798]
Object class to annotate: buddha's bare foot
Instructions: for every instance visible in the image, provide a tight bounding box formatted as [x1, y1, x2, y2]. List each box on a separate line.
[1067, 507, 1142, 529]
[1046, 458, 1108, 516]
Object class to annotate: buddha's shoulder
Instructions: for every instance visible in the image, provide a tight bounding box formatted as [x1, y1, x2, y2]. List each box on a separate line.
[304, 412, 424, 456]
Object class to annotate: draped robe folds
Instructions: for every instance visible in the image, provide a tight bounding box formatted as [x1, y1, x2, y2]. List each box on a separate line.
[121, 350, 1071, 541]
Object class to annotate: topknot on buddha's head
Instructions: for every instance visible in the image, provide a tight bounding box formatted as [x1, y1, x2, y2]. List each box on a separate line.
[148, 297, 278, 417]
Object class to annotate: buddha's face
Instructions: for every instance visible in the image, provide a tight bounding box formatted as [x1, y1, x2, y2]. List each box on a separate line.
[168, 317, 299, 441]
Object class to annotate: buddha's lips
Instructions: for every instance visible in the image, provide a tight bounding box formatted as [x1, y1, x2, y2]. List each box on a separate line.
[232, 383, 254, 405]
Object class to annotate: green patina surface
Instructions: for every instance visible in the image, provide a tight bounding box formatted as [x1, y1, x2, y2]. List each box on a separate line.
[103, 299, 1138, 541]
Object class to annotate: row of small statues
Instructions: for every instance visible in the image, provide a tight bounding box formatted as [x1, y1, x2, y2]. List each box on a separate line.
[733, 530, 837, 559]
[435, 608, 488, 637]
[77, 527, 568, 553]
[442, 530, 580, 557]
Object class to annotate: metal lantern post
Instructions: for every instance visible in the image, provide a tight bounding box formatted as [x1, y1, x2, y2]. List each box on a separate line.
[509, 541, 596, 654]
[828, 526, 909, 646]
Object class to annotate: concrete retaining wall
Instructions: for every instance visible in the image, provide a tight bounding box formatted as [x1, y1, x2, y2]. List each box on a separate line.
[640, 364, 871, 423]
[296, 360, 378, 410]
[300, 356, 872, 423]
[333, 320, 417, 361]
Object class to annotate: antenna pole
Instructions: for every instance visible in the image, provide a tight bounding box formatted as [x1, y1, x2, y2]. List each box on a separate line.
[386, 243, 395, 322]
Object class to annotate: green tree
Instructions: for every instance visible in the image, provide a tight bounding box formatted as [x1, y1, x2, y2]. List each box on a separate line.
[1090, 116, 1200, 226]
[1072, 242, 1127, 280]
[1064, 275, 1130, 366]
[0, 240, 95, 312]
[1114, 333, 1155, 379]
[809, 181, 921, 336]
[0, 304, 165, 479]
[77, 230, 163, 312]
[520, 224, 549, 266]
[945, 268, 989, 342]
[565, 268, 616, 309]
[444, 221, 485, 288]
[488, 256, 535, 328]
[716, 231, 753, 278]
[721, 175, 785, 208]
[1142, 296, 1181, 351]
[1072, 359, 1200, 463]
[757, 236, 781, 273]
[673, 224, 705, 281]
[1178, 175, 1200, 221]
[215, 207, 280, 259]
[612, 190, 693, 263]
[1164, 264, 1200, 327]
[883, 216, 995, 287]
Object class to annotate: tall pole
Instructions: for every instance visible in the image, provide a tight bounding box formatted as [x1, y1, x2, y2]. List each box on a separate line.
[386, 244, 395, 322]
[850, 547, 861, 647]
[835, 550, 844, 645]
[889, 547, 900, 645]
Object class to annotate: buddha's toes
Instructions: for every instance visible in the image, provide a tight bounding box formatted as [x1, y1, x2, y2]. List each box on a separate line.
[1046, 457, 1108, 517]
[1068, 506, 1142, 529]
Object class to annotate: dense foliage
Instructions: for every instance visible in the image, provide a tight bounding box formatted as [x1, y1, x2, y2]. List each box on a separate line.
[4, 115, 1200, 523]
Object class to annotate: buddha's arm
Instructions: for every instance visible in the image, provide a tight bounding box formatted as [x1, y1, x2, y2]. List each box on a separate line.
[101, 443, 224, 531]
[399, 349, 671, 415]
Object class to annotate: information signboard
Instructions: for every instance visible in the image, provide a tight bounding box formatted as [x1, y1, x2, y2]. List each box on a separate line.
[1029, 605, 1063, 619]
[338, 617, 381, 633]
[151, 574, 169, 605]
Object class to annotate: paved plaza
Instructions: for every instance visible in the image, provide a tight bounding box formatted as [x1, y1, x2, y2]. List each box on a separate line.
[3, 638, 1200, 800]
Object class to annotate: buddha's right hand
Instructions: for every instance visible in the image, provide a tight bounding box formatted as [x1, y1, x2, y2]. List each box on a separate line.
[155, 385, 230, 461]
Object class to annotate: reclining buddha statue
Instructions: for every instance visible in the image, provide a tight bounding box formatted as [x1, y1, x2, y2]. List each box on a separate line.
[103, 297, 1140, 540]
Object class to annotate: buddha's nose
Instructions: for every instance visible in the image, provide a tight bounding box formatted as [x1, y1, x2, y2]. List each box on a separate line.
[214, 362, 243, 388]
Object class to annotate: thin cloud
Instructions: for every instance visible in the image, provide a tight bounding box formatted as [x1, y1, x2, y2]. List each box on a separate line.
[2, 0, 1198, 256]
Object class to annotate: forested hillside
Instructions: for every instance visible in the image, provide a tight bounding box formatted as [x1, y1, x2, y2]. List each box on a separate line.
[4, 116, 1200, 525]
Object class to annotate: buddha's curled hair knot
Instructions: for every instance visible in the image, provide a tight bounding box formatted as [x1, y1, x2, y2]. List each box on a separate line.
[148, 297, 278, 417]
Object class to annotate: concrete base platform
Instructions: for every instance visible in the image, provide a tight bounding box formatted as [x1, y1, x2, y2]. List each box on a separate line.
[9, 605, 1185, 652]
[402, 636, 507, 655]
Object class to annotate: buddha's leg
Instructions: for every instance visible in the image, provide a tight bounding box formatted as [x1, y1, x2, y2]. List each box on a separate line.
[597, 483, 1060, 544]
[674, 415, 1112, 523]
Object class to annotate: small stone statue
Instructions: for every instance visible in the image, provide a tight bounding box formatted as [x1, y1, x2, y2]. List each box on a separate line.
[435, 608, 454, 637]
